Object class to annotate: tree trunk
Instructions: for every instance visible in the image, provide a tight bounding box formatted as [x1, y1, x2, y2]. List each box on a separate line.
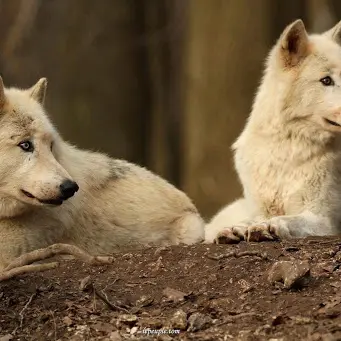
[181, 0, 274, 219]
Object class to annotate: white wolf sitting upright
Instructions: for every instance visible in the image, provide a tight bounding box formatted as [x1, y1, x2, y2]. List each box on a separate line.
[205, 19, 341, 244]
[0, 77, 204, 270]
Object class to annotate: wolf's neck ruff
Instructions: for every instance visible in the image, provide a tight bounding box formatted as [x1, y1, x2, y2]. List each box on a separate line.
[0, 197, 29, 218]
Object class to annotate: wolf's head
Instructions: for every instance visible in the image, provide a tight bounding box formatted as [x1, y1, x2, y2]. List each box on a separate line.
[251, 19, 341, 139]
[0, 78, 78, 217]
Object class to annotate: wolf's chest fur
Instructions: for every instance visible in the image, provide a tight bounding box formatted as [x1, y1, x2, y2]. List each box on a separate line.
[235, 138, 332, 218]
[251, 160, 303, 218]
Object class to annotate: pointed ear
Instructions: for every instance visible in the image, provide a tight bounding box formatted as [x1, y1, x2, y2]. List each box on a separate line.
[29, 78, 47, 104]
[323, 20, 341, 45]
[0, 76, 5, 108]
[279, 19, 309, 68]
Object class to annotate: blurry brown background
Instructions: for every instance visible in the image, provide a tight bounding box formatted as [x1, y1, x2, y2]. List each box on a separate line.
[0, 0, 340, 220]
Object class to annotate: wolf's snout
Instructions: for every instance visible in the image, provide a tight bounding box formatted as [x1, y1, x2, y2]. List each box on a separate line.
[59, 179, 79, 200]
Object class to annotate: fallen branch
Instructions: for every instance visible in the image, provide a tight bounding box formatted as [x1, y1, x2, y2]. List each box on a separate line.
[0, 243, 114, 282]
[207, 250, 268, 261]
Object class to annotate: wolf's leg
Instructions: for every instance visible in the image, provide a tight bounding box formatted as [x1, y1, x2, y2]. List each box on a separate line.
[249, 211, 333, 240]
[215, 211, 334, 244]
[175, 212, 205, 244]
[0, 244, 114, 282]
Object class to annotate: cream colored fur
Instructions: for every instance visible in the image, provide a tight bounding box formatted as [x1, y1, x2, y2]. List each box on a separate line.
[205, 19, 341, 243]
[0, 78, 204, 270]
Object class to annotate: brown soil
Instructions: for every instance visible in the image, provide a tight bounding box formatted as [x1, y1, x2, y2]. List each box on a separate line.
[2, 237, 341, 341]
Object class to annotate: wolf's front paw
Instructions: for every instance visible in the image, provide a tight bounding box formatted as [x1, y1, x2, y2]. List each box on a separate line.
[214, 218, 292, 244]
[246, 218, 292, 242]
[268, 217, 292, 239]
[214, 225, 248, 244]
[214, 220, 268, 244]
[246, 222, 278, 242]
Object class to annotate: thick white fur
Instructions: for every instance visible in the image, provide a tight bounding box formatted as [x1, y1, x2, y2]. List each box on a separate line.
[0, 78, 204, 269]
[206, 19, 341, 243]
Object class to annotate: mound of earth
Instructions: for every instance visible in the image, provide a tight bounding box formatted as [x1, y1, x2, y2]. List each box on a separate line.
[1, 237, 341, 341]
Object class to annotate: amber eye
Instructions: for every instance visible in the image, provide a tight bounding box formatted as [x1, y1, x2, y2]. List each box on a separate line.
[320, 76, 334, 86]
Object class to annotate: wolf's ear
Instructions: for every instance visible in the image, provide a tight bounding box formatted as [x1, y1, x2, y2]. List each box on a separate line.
[29, 78, 47, 105]
[279, 19, 309, 68]
[323, 20, 341, 45]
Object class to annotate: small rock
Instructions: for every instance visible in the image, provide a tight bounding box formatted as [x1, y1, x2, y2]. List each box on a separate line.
[122, 253, 133, 259]
[162, 287, 187, 302]
[290, 316, 312, 325]
[158, 335, 173, 341]
[238, 279, 253, 293]
[321, 264, 335, 274]
[67, 336, 84, 341]
[136, 295, 154, 307]
[330, 282, 341, 289]
[74, 325, 90, 338]
[334, 251, 341, 262]
[187, 313, 212, 332]
[117, 314, 138, 327]
[170, 310, 187, 330]
[92, 322, 114, 333]
[63, 316, 73, 327]
[154, 246, 170, 255]
[285, 246, 300, 252]
[130, 326, 138, 335]
[108, 331, 122, 341]
[138, 317, 163, 329]
[236, 330, 252, 340]
[271, 315, 286, 326]
[268, 260, 310, 289]
[0, 335, 13, 341]
[254, 324, 271, 336]
[317, 296, 341, 318]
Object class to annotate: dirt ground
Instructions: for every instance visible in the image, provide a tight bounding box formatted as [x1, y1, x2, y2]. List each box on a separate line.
[2, 238, 341, 341]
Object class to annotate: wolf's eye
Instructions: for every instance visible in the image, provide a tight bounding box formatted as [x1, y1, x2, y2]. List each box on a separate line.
[320, 76, 334, 86]
[18, 140, 34, 152]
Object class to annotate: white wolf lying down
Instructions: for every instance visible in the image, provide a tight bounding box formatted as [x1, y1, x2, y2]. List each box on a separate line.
[206, 19, 341, 243]
[0, 77, 204, 270]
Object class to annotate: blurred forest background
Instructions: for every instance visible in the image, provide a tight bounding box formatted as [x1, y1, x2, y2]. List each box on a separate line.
[0, 0, 340, 219]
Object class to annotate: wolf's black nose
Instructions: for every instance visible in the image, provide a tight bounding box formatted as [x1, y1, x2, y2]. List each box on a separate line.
[59, 180, 79, 200]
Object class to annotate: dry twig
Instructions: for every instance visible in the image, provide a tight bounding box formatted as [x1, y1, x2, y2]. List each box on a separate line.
[207, 250, 268, 261]
[96, 287, 130, 313]
[79, 275, 129, 312]
[19, 293, 36, 328]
